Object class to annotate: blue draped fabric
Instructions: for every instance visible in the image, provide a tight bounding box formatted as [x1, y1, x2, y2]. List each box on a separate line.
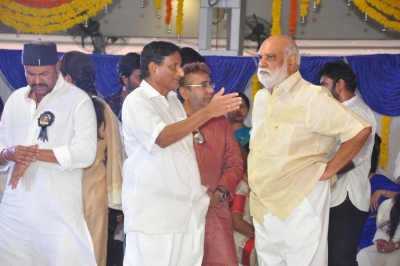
[1, 49, 399, 116]
[205, 56, 258, 94]
[358, 174, 400, 249]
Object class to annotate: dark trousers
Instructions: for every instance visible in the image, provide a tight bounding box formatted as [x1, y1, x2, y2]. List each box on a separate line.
[328, 194, 368, 266]
[106, 208, 124, 266]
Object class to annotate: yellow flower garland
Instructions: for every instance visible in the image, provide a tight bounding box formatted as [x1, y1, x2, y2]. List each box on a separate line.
[353, 0, 400, 32]
[271, 0, 282, 35]
[300, 0, 310, 17]
[176, 0, 184, 35]
[366, 0, 400, 21]
[155, 0, 162, 10]
[379, 115, 391, 171]
[0, 0, 113, 34]
[251, 73, 261, 102]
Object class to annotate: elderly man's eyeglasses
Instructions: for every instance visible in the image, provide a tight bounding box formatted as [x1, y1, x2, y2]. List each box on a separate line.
[185, 83, 215, 90]
[193, 128, 205, 144]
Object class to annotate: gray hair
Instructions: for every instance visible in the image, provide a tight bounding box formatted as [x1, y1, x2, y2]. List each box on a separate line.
[284, 43, 301, 68]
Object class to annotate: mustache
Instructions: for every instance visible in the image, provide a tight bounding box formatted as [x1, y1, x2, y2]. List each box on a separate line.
[31, 83, 48, 88]
[258, 67, 271, 75]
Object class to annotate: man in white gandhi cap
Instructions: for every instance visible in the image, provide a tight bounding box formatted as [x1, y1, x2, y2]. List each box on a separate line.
[0, 41, 98, 265]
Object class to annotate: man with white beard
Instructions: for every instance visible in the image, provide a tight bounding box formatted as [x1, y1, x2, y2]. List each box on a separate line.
[248, 35, 372, 266]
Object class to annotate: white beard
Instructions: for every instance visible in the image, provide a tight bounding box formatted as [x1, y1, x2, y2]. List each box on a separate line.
[257, 61, 289, 89]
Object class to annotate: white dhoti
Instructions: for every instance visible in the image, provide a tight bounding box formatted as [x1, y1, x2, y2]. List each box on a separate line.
[254, 180, 330, 266]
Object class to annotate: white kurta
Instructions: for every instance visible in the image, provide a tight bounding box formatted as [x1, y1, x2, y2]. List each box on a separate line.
[121, 80, 209, 234]
[330, 95, 377, 211]
[0, 76, 97, 265]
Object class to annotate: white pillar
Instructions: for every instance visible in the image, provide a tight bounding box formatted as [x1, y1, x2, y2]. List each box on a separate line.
[198, 0, 245, 56]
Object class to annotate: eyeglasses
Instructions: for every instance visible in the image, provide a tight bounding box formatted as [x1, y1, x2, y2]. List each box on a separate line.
[185, 83, 215, 90]
[193, 128, 205, 144]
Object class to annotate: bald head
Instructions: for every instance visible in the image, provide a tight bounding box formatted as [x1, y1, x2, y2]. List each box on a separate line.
[257, 35, 300, 89]
[259, 35, 300, 71]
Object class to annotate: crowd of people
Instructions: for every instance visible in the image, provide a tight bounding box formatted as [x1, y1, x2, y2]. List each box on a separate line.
[0, 36, 398, 266]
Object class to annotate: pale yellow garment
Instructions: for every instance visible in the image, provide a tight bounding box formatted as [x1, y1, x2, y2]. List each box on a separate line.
[248, 71, 370, 224]
[83, 98, 124, 266]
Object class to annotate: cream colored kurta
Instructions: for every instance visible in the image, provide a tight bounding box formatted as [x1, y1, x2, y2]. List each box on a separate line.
[248, 71, 370, 223]
[83, 98, 123, 266]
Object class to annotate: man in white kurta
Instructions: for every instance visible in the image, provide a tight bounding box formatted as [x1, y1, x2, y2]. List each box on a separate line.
[0, 42, 97, 265]
[319, 61, 376, 266]
[122, 41, 242, 266]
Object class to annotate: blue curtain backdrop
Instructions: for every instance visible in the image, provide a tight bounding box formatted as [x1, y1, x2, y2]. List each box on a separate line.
[1, 49, 399, 116]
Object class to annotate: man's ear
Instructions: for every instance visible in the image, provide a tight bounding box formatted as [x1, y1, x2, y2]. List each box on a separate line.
[148, 62, 157, 76]
[288, 55, 297, 71]
[336, 78, 346, 92]
[55, 60, 61, 74]
[121, 75, 129, 86]
[179, 86, 190, 100]
[64, 74, 74, 84]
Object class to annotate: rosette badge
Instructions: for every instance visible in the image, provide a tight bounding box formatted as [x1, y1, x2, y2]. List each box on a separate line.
[37, 111, 55, 142]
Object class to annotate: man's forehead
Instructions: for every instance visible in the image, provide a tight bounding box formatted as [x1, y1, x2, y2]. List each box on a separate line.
[163, 51, 181, 64]
[25, 65, 55, 73]
[186, 72, 210, 81]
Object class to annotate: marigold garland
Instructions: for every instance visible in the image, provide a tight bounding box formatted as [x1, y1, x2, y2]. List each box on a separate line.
[0, 0, 113, 34]
[165, 0, 173, 25]
[300, 0, 309, 17]
[271, 0, 282, 35]
[352, 0, 400, 32]
[365, 0, 400, 21]
[379, 115, 391, 171]
[155, 0, 161, 10]
[289, 0, 298, 37]
[251, 73, 261, 102]
[176, 0, 184, 35]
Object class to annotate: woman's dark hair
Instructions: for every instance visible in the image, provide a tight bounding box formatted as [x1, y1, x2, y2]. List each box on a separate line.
[370, 134, 381, 173]
[60, 51, 105, 139]
[379, 193, 400, 241]
[237, 92, 250, 109]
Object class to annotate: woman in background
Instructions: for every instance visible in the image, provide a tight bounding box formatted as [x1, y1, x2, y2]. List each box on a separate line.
[60, 51, 124, 266]
[357, 193, 400, 265]
[227, 92, 251, 153]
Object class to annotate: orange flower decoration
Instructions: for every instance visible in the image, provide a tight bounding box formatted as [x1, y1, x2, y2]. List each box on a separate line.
[289, 0, 298, 37]
[165, 0, 172, 25]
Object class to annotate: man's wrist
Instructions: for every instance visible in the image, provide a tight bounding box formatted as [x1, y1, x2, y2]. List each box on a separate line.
[2, 148, 11, 163]
[382, 189, 387, 198]
[216, 187, 228, 202]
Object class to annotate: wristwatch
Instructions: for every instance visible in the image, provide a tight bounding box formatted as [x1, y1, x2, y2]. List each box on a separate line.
[217, 187, 228, 202]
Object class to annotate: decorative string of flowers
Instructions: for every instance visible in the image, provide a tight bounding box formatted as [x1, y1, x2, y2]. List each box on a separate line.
[365, 0, 400, 21]
[176, 0, 184, 36]
[271, 0, 282, 35]
[379, 115, 391, 171]
[155, 0, 162, 18]
[165, 0, 173, 27]
[300, 0, 310, 19]
[352, 0, 400, 32]
[14, 0, 72, 8]
[0, 0, 113, 34]
[251, 73, 261, 103]
[289, 0, 298, 37]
